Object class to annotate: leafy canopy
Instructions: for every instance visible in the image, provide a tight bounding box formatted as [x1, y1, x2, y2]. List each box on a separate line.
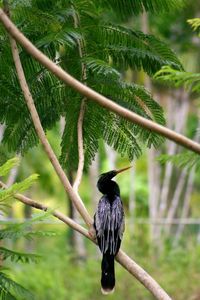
[0, 0, 184, 171]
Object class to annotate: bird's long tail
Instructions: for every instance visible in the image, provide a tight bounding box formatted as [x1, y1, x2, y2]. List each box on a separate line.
[101, 252, 115, 295]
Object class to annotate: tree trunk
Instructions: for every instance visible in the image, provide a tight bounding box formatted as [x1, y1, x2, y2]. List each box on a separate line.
[174, 168, 195, 245]
[24, 203, 33, 251]
[129, 166, 135, 230]
[105, 144, 117, 170]
[157, 90, 189, 240]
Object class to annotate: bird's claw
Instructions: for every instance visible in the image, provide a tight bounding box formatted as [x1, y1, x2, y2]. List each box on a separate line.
[88, 225, 96, 240]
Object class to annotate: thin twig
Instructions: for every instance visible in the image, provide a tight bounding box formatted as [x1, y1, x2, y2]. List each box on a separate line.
[72, 8, 87, 192]
[73, 99, 86, 192]
[0, 9, 200, 155]
[0, 180, 171, 300]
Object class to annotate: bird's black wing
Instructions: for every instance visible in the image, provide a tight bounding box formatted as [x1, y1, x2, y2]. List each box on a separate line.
[94, 195, 124, 255]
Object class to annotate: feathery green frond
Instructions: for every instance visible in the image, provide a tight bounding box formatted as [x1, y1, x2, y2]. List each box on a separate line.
[0, 211, 56, 240]
[154, 66, 200, 92]
[157, 152, 200, 171]
[83, 57, 121, 79]
[0, 272, 34, 300]
[0, 174, 39, 203]
[36, 27, 82, 50]
[1, 0, 183, 170]
[187, 18, 200, 32]
[99, 0, 184, 19]
[0, 158, 19, 177]
[0, 247, 40, 264]
[0, 226, 57, 241]
[93, 24, 183, 75]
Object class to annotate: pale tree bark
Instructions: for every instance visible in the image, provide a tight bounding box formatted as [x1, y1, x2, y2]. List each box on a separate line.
[161, 92, 196, 237]
[0, 9, 200, 154]
[129, 166, 135, 229]
[141, 12, 161, 240]
[0, 125, 5, 142]
[105, 144, 117, 170]
[89, 153, 100, 211]
[89, 153, 100, 257]
[60, 117, 86, 259]
[174, 168, 195, 245]
[164, 170, 187, 235]
[148, 147, 161, 240]
[158, 90, 189, 222]
[70, 8, 87, 259]
[72, 7, 87, 192]
[174, 119, 200, 243]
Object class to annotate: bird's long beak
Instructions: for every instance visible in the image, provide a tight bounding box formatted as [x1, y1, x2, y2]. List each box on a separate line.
[116, 166, 132, 174]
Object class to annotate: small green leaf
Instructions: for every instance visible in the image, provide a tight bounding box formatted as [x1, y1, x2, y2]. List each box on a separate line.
[0, 158, 19, 177]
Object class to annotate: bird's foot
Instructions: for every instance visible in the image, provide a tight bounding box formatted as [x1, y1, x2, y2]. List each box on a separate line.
[88, 225, 96, 240]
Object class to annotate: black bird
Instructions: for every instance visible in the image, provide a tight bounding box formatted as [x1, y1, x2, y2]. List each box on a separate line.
[93, 166, 131, 294]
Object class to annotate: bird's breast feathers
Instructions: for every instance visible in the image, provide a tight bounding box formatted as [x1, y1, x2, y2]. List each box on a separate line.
[94, 195, 125, 254]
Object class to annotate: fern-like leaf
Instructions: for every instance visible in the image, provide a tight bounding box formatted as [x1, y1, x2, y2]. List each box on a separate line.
[187, 18, 200, 32]
[99, 0, 184, 19]
[0, 211, 56, 240]
[92, 24, 183, 75]
[154, 66, 200, 92]
[0, 158, 19, 177]
[0, 174, 39, 203]
[157, 152, 200, 171]
[0, 247, 40, 264]
[0, 272, 33, 300]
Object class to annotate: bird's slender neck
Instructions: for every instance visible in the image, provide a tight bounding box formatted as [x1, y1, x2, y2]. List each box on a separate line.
[97, 177, 120, 198]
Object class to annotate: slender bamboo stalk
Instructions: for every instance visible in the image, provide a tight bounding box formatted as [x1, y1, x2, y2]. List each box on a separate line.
[0, 9, 200, 155]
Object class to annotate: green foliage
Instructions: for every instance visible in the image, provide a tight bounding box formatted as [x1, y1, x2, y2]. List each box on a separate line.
[187, 18, 200, 32]
[0, 158, 19, 177]
[0, 0, 183, 171]
[94, 24, 183, 75]
[154, 17, 200, 92]
[0, 212, 56, 241]
[100, 0, 185, 20]
[0, 272, 34, 300]
[157, 152, 200, 170]
[0, 174, 39, 203]
[0, 247, 40, 264]
[154, 66, 200, 92]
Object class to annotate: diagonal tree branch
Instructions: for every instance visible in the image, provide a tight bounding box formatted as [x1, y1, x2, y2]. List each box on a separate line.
[0, 179, 171, 300]
[0, 9, 200, 155]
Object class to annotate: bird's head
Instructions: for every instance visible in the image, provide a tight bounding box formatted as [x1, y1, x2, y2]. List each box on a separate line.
[97, 166, 132, 195]
[99, 166, 132, 181]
